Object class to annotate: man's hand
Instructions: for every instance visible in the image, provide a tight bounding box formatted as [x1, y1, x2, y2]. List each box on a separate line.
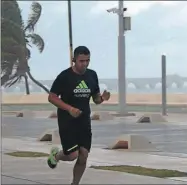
[93, 90, 111, 104]
[68, 107, 82, 118]
[101, 90, 110, 101]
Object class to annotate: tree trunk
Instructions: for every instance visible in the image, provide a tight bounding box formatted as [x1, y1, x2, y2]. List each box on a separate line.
[27, 70, 49, 93]
[22, 73, 30, 95]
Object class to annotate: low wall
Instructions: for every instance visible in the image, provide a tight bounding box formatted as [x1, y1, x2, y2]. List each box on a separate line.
[2, 93, 187, 105]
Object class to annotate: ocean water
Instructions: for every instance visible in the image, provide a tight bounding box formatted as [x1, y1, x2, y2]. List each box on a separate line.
[2, 87, 187, 94]
[2, 75, 187, 95]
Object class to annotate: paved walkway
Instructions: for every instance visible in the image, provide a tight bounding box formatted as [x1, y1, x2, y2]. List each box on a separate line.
[2, 115, 187, 155]
[2, 137, 187, 184]
[2, 155, 186, 184]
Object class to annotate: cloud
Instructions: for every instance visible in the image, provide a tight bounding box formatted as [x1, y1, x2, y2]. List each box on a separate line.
[158, 2, 187, 28]
[18, 1, 67, 18]
[43, 1, 67, 15]
[90, 1, 179, 16]
[18, 1, 67, 32]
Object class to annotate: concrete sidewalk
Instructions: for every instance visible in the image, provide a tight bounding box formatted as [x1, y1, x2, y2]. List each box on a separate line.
[2, 137, 187, 172]
[2, 137, 187, 184]
[2, 154, 186, 184]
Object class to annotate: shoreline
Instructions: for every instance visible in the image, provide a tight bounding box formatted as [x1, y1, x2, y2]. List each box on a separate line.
[2, 93, 187, 105]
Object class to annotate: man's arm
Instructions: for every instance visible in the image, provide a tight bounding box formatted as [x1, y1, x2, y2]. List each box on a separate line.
[48, 74, 72, 112]
[92, 93, 104, 104]
[91, 71, 104, 105]
[48, 93, 72, 111]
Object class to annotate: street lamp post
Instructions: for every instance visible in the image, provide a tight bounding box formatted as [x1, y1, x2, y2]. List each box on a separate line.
[68, 0, 73, 66]
[118, 0, 126, 115]
[161, 54, 167, 115]
[107, 1, 131, 115]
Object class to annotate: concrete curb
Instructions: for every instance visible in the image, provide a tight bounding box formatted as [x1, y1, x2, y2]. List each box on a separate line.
[107, 134, 159, 152]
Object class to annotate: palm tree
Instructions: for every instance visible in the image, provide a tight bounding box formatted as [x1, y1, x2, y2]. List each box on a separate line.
[1, 0, 25, 86]
[1, 0, 49, 94]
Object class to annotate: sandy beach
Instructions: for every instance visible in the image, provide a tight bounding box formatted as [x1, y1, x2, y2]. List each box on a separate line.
[2, 93, 187, 105]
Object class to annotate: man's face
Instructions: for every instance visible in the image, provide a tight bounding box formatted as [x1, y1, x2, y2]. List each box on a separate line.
[75, 54, 90, 73]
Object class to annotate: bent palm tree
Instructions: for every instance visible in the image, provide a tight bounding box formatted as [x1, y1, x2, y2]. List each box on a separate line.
[1, 0, 25, 86]
[1, 1, 49, 94]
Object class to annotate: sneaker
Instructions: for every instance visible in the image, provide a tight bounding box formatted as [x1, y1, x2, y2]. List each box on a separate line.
[47, 146, 59, 169]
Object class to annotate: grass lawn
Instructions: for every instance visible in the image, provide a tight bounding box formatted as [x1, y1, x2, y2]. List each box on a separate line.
[90, 165, 187, 178]
[5, 151, 49, 157]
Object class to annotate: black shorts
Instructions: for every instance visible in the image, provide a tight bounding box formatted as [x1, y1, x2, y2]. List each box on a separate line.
[57, 116, 92, 155]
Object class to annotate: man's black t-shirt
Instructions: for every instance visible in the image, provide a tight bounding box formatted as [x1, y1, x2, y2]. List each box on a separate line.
[50, 67, 100, 122]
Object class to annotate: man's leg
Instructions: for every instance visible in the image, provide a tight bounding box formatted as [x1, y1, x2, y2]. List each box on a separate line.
[47, 125, 79, 168]
[72, 147, 88, 185]
[71, 124, 92, 185]
[47, 146, 79, 168]
[55, 148, 78, 161]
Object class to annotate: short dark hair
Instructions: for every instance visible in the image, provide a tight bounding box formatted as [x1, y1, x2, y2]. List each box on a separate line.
[74, 46, 90, 59]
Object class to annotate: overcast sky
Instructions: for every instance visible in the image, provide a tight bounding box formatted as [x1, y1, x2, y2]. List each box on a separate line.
[18, 1, 187, 80]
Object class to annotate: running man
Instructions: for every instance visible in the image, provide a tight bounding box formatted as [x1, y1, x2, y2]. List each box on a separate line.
[47, 46, 110, 185]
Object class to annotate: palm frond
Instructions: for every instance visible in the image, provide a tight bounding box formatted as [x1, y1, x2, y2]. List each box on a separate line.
[1, 37, 20, 52]
[1, 37, 20, 73]
[26, 33, 44, 53]
[26, 48, 31, 59]
[1, 60, 15, 74]
[5, 75, 22, 87]
[1, 36, 19, 45]
[1, 52, 18, 63]
[1, 61, 19, 87]
[1, 0, 24, 30]
[1, 18, 25, 44]
[24, 2, 42, 32]
[2, 37, 30, 64]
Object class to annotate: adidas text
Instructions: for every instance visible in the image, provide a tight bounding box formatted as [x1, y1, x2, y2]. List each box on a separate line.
[74, 89, 91, 93]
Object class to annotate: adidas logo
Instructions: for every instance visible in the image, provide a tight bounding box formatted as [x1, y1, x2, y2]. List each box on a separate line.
[73, 80, 91, 93]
